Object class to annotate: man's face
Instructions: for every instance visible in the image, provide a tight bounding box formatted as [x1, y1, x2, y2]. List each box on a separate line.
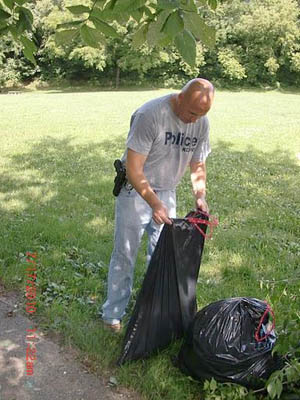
[176, 92, 212, 124]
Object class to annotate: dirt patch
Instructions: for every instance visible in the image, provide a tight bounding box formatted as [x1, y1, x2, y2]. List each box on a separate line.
[0, 283, 142, 400]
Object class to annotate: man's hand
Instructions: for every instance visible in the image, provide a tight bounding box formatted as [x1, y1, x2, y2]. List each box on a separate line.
[195, 194, 209, 213]
[126, 150, 173, 225]
[152, 202, 172, 225]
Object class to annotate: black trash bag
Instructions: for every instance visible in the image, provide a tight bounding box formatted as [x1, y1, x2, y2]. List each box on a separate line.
[177, 297, 284, 389]
[118, 210, 217, 365]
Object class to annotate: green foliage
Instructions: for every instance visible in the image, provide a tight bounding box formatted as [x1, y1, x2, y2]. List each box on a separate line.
[266, 357, 300, 400]
[202, 379, 252, 400]
[0, 32, 37, 86]
[68, 46, 107, 71]
[217, 48, 246, 81]
[174, 29, 196, 67]
[207, 0, 300, 86]
[0, 0, 216, 68]
[290, 52, 300, 73]
[267, 371, 284, 399]
[0, 36, 21, 86]
[0, 0, 37, 63]
[52, 0, 216, 67]
[183, 11, 215, 49]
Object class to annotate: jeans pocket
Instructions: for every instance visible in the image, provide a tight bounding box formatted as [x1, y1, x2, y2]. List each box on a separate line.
[119, 186, 136, 198]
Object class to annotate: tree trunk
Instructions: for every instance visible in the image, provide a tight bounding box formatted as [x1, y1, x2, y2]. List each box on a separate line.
[116, 65, 120, 89]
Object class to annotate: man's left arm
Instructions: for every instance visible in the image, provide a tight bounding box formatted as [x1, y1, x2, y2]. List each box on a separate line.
[190, 161, 209, 213]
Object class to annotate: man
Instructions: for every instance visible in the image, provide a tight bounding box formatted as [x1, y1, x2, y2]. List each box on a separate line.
[101, 78, 215, 331]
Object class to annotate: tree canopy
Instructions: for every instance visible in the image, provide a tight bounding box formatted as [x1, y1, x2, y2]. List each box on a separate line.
[0, 0, 217, 66]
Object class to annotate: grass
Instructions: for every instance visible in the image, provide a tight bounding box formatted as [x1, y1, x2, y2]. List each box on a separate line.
[0, 87, 299, 399]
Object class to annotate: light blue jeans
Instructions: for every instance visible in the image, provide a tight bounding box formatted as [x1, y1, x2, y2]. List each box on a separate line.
[101, 187, 176, 325]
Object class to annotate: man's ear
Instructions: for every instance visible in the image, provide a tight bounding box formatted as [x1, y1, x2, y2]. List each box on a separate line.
[178, 92, 184, 104]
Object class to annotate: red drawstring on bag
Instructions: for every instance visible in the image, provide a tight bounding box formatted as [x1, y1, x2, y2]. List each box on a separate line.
[186, 210, 219, 239]
[254, 302, 276, 342]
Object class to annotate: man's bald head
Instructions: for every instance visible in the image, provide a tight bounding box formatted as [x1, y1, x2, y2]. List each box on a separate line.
[181, 78, 214, 95]
[172, 78, 215, 124]
[181, 78, 214, 107]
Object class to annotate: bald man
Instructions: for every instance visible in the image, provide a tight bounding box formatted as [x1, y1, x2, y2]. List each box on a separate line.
[101, 78, 215, 331]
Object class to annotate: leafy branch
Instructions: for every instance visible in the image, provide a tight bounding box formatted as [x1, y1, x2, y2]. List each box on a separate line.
[0, 0, 37, 64]
[1, 0, 218, 66]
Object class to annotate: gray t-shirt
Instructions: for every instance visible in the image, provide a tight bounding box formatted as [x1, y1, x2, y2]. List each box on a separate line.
[122, 94, 211, 191]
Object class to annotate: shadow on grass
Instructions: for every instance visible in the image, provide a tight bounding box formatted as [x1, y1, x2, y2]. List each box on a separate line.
[0, 136, 124, 314]
[0, 135, 298, 300]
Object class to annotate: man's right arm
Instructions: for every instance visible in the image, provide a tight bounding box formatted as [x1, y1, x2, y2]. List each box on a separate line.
[126, 148, 172, 225]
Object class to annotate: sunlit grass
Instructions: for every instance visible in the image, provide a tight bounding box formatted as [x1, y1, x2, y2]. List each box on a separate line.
[0, 88, 299, 400]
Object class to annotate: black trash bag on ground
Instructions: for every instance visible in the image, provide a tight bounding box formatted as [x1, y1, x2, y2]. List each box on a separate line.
[118, 210, 217, 365]
[177, 297, 284, 389]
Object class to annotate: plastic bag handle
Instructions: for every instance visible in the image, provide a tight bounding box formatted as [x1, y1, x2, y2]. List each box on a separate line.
[186, 210, 219, 239]
[254, 303, 276, 342]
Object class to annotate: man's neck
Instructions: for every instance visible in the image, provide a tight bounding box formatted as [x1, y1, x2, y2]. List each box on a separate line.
[169, 94, 179, 117]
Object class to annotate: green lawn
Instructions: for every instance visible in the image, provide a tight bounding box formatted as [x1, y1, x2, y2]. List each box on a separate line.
[0, 88, 299, 400]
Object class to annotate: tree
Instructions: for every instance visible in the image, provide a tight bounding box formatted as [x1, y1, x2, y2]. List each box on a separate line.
[202, 0, 300, 86]
[0, 0, 217, 67]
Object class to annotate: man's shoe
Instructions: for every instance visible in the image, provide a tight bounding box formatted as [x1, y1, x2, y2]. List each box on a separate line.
[102, 321, 122, 333]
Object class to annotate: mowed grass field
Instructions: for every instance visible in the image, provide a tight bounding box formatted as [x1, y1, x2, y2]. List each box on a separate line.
[0, 88, 299, 399]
